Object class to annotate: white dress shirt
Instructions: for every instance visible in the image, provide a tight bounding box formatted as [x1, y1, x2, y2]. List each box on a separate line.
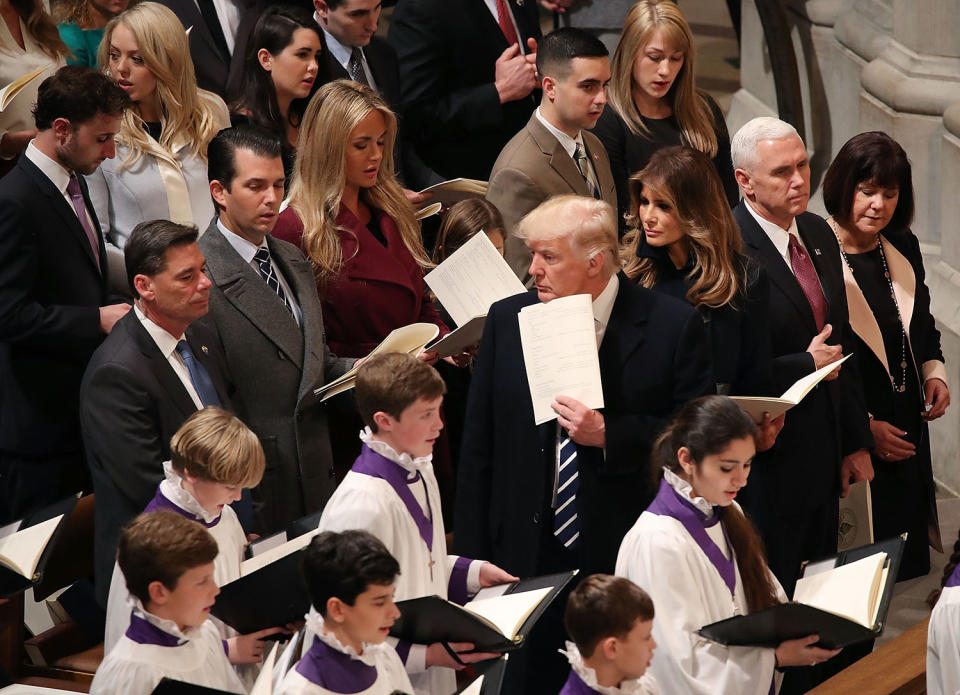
[482, 0, 527, 53]
[133, 304, 203, 409]
[317, 20, 378, 91]
[24, 141, 96, 234]
[535, 107, 599, 185]
[195, 0, 240, 54]
[742, 198, 810, 269]
[216, 220, 303, 325]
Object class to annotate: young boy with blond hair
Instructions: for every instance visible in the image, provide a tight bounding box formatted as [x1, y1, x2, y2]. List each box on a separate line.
[318, 352, 516, 694]
[91, 510, 244, 694]
[559, 574, 660, 695]
[104, 406, 280, 663]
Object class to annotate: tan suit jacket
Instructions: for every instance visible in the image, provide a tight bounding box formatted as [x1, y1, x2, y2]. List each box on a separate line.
[487, 113, 617, 283]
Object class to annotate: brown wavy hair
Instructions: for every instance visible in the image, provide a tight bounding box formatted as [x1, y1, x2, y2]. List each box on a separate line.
[653, 396, 780, 613]
[13, 0, 68, 60]
[622, 146, 744, 309]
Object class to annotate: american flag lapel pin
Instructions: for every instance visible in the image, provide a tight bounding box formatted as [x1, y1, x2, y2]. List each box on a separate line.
[814, 248, 821, 255]
[201, 345, 209, 354]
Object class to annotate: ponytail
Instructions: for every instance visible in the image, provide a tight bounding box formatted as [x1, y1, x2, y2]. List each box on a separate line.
[928, 528, 960, 607]
[656, 395, 780, 613]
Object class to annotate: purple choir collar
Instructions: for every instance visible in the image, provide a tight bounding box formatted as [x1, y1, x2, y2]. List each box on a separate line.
[946, 562, 960, 588]
[647, 478, 736, 595]
[295, 636, 377, 693]
[125, 613, 183, 647]
[352, 444, 432, 551]
[144, 487, 220, 529]
[559, 670, 600, 695]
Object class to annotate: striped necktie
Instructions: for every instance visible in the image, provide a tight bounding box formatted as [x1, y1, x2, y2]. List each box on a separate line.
[573, 143, 600, 199]
[253, 246, 293, 314]
[554, 429, 580, 549]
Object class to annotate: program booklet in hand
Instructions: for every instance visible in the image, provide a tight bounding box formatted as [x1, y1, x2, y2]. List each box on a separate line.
[698, 534, 905, 649]
[313, 323, 440, 402]
[389, 571, 576, 652]
[0, 66, 47, 112]
[416, 178, 487, 208]
[423, 231, 526, 358]
[518, 294, 604, 425]
[731, 354, 851, 421]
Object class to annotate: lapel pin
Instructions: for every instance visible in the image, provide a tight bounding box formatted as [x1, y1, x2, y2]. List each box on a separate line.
[201, 345, 209, 354]
[814, 248, 821, 255]
[517, 0, 524, 5]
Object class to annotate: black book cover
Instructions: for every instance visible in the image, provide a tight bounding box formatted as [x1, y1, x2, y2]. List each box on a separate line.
[698, 535, 905, 649]
[389, 571, 576, 652]
[0, 494, 79, 598]
[152, 679, 235, 694]
[210, 546, 310, 636]
[453, 655, 509, 695]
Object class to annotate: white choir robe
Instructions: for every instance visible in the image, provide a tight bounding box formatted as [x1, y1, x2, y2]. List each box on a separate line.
[103, 466, 247, 653]
[616, 509, 785, 695]
[927, 581, 960, 695]
[90, 610, 244, 695]
[318, 437, 482, 695]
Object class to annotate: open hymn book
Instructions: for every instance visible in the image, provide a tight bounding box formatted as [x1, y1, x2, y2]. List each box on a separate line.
[390, 571, 576, 652]
[731, 354, 851, 421]
[0, 66, 47, 112]
[423, 231, 526, 358]
[0, 495, 78, 598]
[416, 178, 487, 208]
[313, 323, 440, 402]
[698, 535, 905, 649]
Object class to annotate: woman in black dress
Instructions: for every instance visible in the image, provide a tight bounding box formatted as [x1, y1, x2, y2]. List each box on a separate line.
[823, 131, 950, 580]
[592, 0, 737, 236]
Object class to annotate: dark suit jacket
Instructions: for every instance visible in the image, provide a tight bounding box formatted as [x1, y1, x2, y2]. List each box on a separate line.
[272, 205, 448, 356]
[454, 276, 713, 578]
[734, 203, 872, 517]
[488, 113, 618, 282]
[157, 0, 263, 99]
[387, 0, 542, 187]
[80, 311, 232, 604]
[0, 155, 109, 457]
[197, 222, 354, 534]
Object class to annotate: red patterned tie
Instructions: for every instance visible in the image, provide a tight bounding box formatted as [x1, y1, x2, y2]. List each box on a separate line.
[496, 0, 520, 47]
[787, 233, 827, 330]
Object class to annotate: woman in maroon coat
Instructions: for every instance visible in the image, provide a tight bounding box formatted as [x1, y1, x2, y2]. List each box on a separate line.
[273, 79, 451, 482]
[273, 79, 447, 357]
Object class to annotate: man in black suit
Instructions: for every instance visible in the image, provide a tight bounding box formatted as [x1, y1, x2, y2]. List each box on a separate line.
[731, 117, 873, 597]
[0, 67, 131, 524]
[387, 0, 542, 188]
[81, 220, 232, 604]
[157, 0, 263, 99]
[456, 195, 713, 694]
[199, 125, 354, 534]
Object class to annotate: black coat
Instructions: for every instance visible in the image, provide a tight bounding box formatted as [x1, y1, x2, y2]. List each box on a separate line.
[80, 312, 232, 604]
[0, 155, 109, 457]
[387, 0, 542, 187]
[454, 276, 713, 578]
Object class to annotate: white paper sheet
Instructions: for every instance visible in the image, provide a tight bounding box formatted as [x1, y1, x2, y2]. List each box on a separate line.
[518, 294, 604, 425]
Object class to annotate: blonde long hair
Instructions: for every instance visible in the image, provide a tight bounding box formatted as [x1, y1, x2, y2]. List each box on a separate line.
[288, 79, 429, 283]
[98, 2, 226, 170]
[622, 146, 743, 309]
[608, 0, 718, 156]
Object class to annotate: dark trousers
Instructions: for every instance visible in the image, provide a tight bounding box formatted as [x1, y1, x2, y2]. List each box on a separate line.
[758, 498, 839, 598]
[0, 451, 90, 524]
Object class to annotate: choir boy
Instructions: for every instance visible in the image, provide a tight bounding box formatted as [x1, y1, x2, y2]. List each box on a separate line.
[317, 352, 517, 694]
[559, 574, 660, 695]
[277, 529, 414, 694]
[90, 511, 244, 694]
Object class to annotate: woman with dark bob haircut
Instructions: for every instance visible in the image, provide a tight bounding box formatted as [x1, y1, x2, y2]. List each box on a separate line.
[823, 131, 950, 580]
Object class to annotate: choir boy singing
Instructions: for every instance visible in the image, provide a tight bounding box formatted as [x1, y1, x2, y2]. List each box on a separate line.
[277, 529, 415, 694]
[90, 511, 244, 694]
[317, 352, 517, 694]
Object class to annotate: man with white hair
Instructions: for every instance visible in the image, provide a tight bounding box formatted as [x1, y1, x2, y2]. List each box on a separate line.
[731, 117, 873, 596]
[456, 194, 712, 694]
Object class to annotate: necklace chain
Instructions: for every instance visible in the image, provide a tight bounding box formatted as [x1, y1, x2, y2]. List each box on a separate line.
[831, 224, 909, 393]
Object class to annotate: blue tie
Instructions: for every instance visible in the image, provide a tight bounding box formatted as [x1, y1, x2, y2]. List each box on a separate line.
[253, 246, 292, 314]
[554, 429, 580, 549]
[175, 340, 221, 407]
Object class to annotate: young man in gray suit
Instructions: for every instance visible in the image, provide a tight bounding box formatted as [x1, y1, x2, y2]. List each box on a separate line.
[199, 125, 355, 535]
[487, 27, 616, 284]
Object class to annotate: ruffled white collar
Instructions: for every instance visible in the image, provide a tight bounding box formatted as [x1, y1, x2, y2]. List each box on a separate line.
[159, 461, 221, 524]
[127, 596, 204, 643]
[663, 468, 714, 519]
[304, 606, 391, 666]
[359, 427, 433, 474]
[560, 642, 654, 695]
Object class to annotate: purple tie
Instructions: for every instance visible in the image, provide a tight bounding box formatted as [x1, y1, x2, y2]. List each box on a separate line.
[66, 173, 101, 270]
[787, 233, 826, 330]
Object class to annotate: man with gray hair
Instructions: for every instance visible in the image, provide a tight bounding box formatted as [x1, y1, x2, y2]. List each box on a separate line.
[455, 194, 712, 694]
[731, 117, 873, 597]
